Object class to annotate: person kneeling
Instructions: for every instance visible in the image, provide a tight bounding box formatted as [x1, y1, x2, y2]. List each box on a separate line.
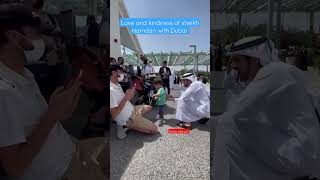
[169, 73, 210, 129]
[110, 64, 158, 139]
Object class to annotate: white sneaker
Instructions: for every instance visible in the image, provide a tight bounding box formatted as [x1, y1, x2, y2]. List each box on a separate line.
[159, 119, 166, 127]
[117, 125, 128, 139]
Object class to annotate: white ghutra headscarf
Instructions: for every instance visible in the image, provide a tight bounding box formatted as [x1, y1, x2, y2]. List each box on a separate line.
[229, 36, 280, 66]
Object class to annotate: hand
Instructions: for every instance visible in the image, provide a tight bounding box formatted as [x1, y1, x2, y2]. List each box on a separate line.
[168, 95, 175, 101]
[125, 87, 135, 100]
[47, 70, 83, 122]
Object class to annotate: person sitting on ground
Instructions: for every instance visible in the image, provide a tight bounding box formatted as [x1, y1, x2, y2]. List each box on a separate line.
[169, 73, 210, 129]
[152, 77, 167, 127]
[110, 64, 158, 139]
[117, 56, 130, 92]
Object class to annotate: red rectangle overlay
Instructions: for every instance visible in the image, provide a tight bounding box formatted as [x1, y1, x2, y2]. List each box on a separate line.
[168, 128, 190, 134]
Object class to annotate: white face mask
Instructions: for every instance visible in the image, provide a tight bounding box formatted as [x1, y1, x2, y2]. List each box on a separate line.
[24, 39, 45, 64]
[118, 73, 124, 82]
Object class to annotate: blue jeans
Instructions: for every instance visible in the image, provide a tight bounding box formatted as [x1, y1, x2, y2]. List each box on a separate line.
[156, 105, 166, 119]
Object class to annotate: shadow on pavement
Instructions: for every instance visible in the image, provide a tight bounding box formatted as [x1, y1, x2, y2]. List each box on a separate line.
[142, 104, 177, 122]
[162, 118, 212, 133]
[110, 111, 162, 180]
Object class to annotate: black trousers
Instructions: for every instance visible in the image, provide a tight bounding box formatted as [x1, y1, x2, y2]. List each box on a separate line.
[163, 79, 170, 95]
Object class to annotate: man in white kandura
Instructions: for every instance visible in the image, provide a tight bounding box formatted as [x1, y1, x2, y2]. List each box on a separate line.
[213, 36, 320, 180]
[170, 73, 210, 129]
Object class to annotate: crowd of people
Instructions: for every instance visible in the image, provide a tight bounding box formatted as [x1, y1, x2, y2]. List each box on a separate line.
[109, 55, 210, 139]
[0, 1, 108, 180]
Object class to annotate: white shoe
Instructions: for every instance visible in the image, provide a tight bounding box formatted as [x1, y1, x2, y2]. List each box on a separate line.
[117, 125, 128, 139]
[159, 119, 166, 127]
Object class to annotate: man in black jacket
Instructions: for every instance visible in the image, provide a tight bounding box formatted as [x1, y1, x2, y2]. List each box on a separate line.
[159, 61, 171, 95]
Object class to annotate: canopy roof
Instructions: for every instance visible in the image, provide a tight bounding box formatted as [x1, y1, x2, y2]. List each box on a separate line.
[49, 0, 107, 15]
[125, 51, 210, 66]
[211, 0, 320, 13]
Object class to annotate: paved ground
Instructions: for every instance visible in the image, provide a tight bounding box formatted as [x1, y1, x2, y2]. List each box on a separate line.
[110, 86, 211, 180]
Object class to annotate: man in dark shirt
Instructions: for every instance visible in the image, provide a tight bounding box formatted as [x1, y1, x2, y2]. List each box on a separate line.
[159, 61, 171, 95]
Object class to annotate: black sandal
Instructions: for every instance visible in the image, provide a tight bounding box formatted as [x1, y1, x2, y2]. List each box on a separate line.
[177, 121, 192, 129]
[199, 118, 209, 124]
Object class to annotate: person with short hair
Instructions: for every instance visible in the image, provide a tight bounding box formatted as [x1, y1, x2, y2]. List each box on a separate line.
[143, 61, 155, 75]
[152, 77, 166, 126]
[110, 64, 158, 139]
[0, 4, 107, 180]
[110, 57, 116, 64]
[159, 61, 171, 94]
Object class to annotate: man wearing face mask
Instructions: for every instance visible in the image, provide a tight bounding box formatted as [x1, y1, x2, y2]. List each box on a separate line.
[110, 64, 158, 139]
[169, 73, 210, 129]
[0, 4, 107, 180]
[20, 23, 56, 100]
[213, 36, 320, 180]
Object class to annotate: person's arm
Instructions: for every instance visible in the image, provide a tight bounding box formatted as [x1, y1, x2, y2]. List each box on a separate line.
[178, 83, 198, 101]
[110, 96, 129, 119]
[0, 113, 58, 177]
[0, 73, 82, 177]
[152, 92, 160, 98]
[0, 71, 83, 177]
[110, 88, 135, 119]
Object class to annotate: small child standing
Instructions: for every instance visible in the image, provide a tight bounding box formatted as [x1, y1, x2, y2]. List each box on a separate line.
[152, 77, 166, 126]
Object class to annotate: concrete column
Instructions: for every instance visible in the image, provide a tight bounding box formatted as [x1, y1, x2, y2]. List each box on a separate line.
[196, 54, 199, 74]
[267, 0, 275, 39]
[310, 12, 314, 33]
[137, 53, 140, 66]
[276, 0, 282, 48]
[123, 46, 126, 60]
[110, 0, 122, 58]
[238, 13, 242, 39]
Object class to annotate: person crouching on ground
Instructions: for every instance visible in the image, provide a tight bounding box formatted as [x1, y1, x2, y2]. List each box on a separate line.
[168, 73, 210, 129]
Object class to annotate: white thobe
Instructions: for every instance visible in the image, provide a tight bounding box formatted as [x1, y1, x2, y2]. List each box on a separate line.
[213, 62, 320, 180]
[175, 81, 210, 122]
